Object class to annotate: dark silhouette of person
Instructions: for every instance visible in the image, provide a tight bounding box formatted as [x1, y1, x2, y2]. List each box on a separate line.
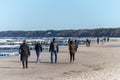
[69, 40, 76, 63]
[68, 38, 71, 45]
[103, 37, 106, 42]
[49, 38, 59, 63]
[75, 40, 78, 52]
[19, 40, 30, 69]
[107, 37, 109, 42]
[35, 42, 42, 63]
[86, 39, 91, 47]
[97, 38, 99, 44]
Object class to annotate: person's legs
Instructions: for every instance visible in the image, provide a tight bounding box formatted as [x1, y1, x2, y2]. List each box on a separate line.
[73, 53, 75, 62]
[26, 60, 28, 68]
[36, 52, 40, 63]
[54, 51, 57, 63]
[71, 53, 74, 62]
[51, 51, 53, 63]
[70, 52, 72, 63]
[22, 61, 25, 69]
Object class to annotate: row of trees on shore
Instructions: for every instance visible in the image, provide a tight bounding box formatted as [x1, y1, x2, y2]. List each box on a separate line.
[0, 28, 120, 37]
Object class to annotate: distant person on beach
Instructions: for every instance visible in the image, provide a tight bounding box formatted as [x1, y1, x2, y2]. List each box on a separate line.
[107, 37, 109, 42]
[69, 40, 76, 63]
[97, 38, 99, 44]
[19, 40, 30, 69]
[68, 38, 71, 45]
[86, 39, 91, 47]
[35, 42, 42, 63]
[49, 38, 59, 63]
[103, 37, 106, 42]
[101, 38, 104, 45]
[75, 40, 78, 52]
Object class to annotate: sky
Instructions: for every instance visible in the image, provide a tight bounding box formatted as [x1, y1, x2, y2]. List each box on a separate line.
[0, 0, 120, 31]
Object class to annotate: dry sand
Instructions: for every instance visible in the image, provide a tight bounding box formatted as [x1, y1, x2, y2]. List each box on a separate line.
[0, 41, 120, 80]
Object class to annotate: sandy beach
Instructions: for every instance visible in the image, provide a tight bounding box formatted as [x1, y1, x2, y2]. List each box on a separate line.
[0, 41, 120, 80]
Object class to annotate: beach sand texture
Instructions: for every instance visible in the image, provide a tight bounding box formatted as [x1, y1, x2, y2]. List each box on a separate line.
[0, 41, 120, 80]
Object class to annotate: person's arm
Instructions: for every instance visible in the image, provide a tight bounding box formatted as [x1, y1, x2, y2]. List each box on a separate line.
[57, 44, 59, 53]
[49, 42, 52, 52]
[19, 45, 22, 54]
[69, 45, 71, 51]
[27, 45, 30, 56]
[35, 44, 37, 50]
[40, 44, 42, 52]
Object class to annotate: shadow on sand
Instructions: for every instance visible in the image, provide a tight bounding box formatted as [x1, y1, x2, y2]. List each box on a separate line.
[0, 66, 21, 69]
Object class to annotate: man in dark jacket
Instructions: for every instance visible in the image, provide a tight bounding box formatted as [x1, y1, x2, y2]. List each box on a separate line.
[49, 38, 59, 63]
[35, 42, 42, 63]
[19, 40, 30, 69]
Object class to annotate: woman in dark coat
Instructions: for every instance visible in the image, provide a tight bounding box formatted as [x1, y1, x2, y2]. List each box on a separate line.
[19, 40, 30, 69]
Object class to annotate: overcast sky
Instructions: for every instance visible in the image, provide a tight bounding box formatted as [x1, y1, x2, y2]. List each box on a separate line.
[0, 0, 120, 31]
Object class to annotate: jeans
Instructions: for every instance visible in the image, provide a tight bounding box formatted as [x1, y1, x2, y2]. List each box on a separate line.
[36, 52, 40, 63]
[51, 51, 57, 63]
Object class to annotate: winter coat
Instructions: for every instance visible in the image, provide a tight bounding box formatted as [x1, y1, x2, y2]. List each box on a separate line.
[69, 43, 76, 53]
[49, 42, 59, 52]
[35, 43, 42, 53]
[19, 43, 30, 61]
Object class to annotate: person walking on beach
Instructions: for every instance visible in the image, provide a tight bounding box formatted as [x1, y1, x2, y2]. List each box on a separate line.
[35, 42, 42, 63]
[69, 40, 76, 63]
[19, 40, 30, 69]
[75, 40, 78, 52]
[107, 37, 109, 42]
[97, 37, 99, 44]
[49, 38, 59, 63]
[101, 38, 104, 45]
[68, 38, 71, 45]
[86, 39, 91, 47]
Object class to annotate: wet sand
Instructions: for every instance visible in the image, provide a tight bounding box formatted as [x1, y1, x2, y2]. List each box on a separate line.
[0, 41, 120, 80]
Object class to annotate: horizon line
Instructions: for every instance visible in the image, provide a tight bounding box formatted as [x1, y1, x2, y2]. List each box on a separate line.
[0, 27, 120, 32]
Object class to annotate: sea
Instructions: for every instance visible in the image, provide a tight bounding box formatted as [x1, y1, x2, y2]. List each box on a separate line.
[0, 37, 119, 59]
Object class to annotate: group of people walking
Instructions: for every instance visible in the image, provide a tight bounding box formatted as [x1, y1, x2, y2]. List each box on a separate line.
[19, 38, 78, 69]
[97, 37, 110, 44]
